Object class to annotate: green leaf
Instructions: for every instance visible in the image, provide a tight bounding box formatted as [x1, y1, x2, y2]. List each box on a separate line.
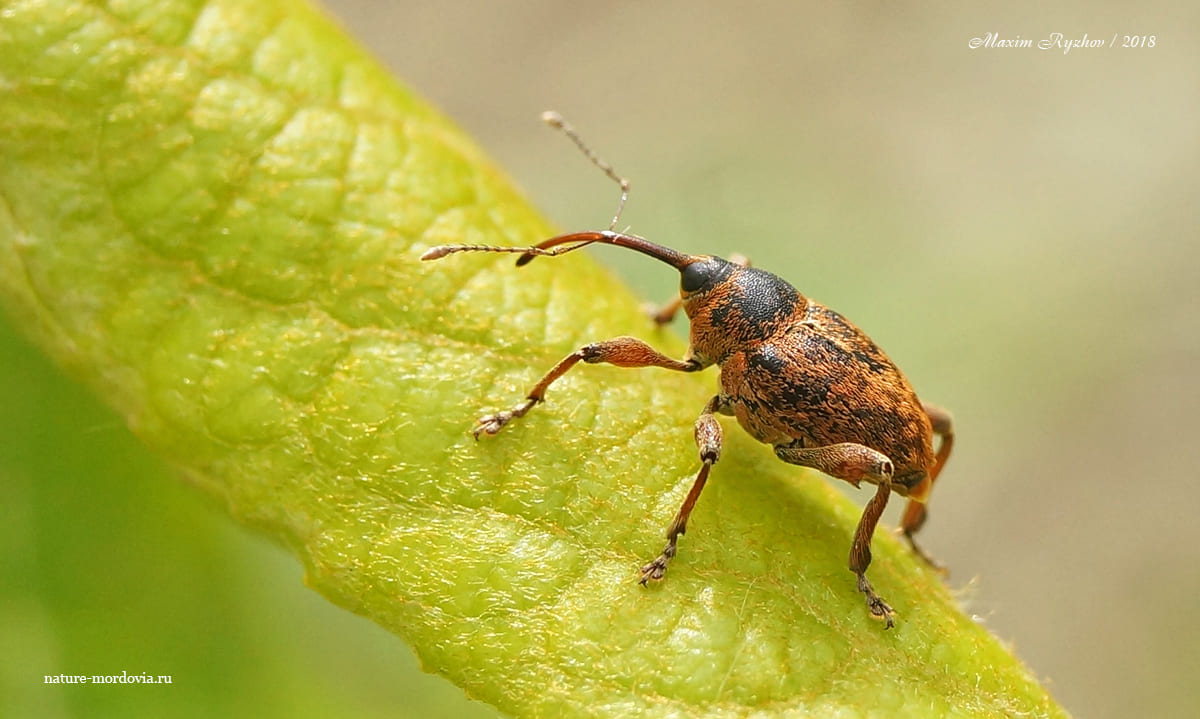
[0, 1, 1066, 716]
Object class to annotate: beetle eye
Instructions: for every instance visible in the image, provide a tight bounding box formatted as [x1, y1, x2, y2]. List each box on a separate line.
[680, 260, 715, 293]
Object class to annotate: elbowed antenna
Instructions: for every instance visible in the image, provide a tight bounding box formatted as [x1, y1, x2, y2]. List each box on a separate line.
[420, 111, 700, 271]
[541, 111, 629, 232]
[420, 230, 697, 271]
[515, 231, 693, 269]
[418, 244, 571, 262]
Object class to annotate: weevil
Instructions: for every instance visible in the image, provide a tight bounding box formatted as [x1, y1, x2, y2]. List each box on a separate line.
[421, 111, 954, 628]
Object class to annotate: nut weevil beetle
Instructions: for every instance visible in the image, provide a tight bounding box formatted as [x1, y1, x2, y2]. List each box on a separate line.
[421, 111, 955, 628]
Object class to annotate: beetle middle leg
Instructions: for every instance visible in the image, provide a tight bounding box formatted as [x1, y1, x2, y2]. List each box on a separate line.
[473, 337, 705, 438]
[899, 403, 955, 572]
[774, 440, 898, 627]
[639, 395, 727, 584]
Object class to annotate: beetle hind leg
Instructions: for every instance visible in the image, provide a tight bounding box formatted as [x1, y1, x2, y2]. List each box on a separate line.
[853, 482, 896, 628]
[899, 403, 955, 574]
[900, 511, 948, 574]
[774, 440, 898, 627]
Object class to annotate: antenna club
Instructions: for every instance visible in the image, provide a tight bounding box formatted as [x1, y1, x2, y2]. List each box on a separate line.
[541, 110, 565, 128]
[420, 246, 453, 261]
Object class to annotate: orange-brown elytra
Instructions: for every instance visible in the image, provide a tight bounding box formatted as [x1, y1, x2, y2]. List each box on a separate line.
[420, 112, 954, 628]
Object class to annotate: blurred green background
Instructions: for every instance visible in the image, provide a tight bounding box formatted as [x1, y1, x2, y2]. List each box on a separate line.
[3, 1, 1197, 717]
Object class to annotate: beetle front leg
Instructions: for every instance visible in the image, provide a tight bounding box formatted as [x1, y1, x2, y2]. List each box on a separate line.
[899, 403, 955, 572]
[474, 337, 704, 438]
[774, 440, 898, 627]
[640, 395, 726, 583]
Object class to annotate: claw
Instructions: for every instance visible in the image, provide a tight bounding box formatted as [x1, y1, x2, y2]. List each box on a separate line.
[857, 574, 896, 629]
[639, 543, 676, 584]
[638, 560, 666, 585]
[867, 595, 896, 629]
[472, 411, 512, 439]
